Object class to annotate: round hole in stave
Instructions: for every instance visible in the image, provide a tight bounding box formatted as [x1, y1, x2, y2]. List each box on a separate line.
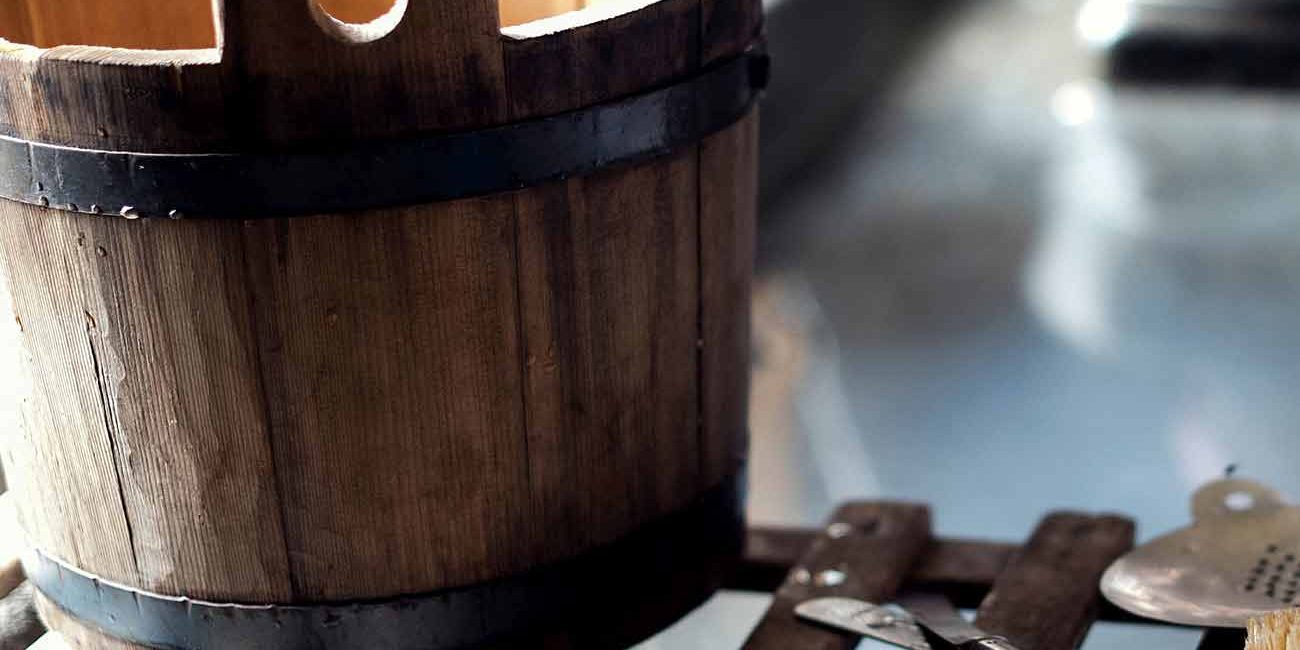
[314, 0, 406, 42]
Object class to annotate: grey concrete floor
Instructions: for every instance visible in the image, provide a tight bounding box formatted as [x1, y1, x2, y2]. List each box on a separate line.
[642, 0, 1300, 647]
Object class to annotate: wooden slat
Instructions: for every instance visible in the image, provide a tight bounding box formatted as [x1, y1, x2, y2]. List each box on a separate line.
[502, 0, 700, 120]
[0, 208, 148, 588]
[975, 512, 1136, 650]
[912, 538, 1020, 587]
[514, 148, 702, 559]
[699, 111, 758, 487]
[240, 198, 533, 600]
[909, 538, 1020, 609]
[220, 0, 510, 144]
[741, 502, 932, 650]
[732, 526, 1017, 609]
[700, 0, 762, 64]
[1, 212, 295, 602]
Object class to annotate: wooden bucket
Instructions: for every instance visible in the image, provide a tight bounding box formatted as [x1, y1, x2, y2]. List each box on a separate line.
[0, 0, 761, 646]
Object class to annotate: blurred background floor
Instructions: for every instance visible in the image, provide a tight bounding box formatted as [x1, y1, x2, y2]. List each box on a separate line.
[642, 0, 1300, 646]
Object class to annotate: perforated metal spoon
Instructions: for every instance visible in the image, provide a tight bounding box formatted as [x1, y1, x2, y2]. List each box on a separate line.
[1101, 478, 1300, 628]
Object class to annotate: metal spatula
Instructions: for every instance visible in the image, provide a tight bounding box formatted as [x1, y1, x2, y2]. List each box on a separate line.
[1102, 478, 1300, 628]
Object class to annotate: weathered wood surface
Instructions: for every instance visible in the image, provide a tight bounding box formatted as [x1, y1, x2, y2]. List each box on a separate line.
[741, 503, 932, 650]
[734, 525, 1163, 622]
[514, 152, 704, 558]
[0, 0, 764, 152]
[974, 512, 1136, 650]
[502, 0, 699, 120]
[733, 527, 1017, 609]
[700, 111, 759, 488]
[0, 0, 760, 647]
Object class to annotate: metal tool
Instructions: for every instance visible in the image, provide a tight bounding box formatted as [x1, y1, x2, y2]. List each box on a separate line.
[796, 595, 1021, 650]
[896, 593, 1022, 650]
[1102, 478, 1300, 628]
[795, 598, 930, 649]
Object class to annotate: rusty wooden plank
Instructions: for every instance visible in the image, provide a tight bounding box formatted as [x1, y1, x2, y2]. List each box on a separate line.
[974, 512, 1136, 650]
[741, 503, 931, 650]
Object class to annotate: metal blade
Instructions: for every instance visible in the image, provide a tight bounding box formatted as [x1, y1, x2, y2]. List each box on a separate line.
[897, 593, 1019, 649]
[795, 597, 932, 650]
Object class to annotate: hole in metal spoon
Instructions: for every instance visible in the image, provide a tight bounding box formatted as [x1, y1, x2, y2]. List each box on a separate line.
[1225, 492, 1256, 511]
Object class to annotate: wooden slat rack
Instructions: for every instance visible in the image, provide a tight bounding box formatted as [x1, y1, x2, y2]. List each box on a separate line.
[0, 500, 1253, 648]
[729, 502, 1245, 650]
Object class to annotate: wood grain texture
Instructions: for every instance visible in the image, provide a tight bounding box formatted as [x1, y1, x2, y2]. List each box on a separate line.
[701, 0, 761, 64]
[11, 0, 215, 49]
[700, 111, 758, 487]
[975, 512, 1136, 650]
[0, 207, 293, 602]
[0, 1, 33, 44]
[0, 206, 142, 587]
[240, 198, 533, 599]
[912, 538, 1019, 587]
[908, 537, 1019, 609]
[219, 0, 509, 144]
[0, 52, 228, 153]
[1, 0, 760, 151]
[503, 0, 699, 120]
[2, 0, 760, 644]
[515, 148, 702, 560]
[731, 527, 1017, 610]
[742, 502, 932, 650]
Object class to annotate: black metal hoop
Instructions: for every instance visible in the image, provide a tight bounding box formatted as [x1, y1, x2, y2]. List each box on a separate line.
[27, 472, 744, 649]
[0, 44, 766, 220]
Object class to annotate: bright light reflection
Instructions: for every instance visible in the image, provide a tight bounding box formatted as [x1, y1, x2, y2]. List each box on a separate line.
[1051, 81, 1098, 127]
[1077, 0, 1132, 47]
